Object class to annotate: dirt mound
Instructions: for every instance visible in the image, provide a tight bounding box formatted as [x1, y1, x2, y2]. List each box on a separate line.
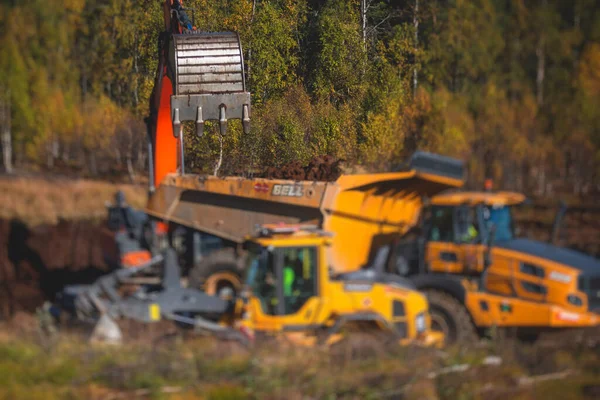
[0, 218, 111, 319]
[261, 155, 344, 181]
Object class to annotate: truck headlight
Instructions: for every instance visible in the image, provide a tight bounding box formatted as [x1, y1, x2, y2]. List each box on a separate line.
[415, 312, 426, 334]
[567, 294, 583, 307]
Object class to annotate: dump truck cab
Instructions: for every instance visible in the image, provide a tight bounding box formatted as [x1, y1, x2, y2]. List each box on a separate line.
[425, 191, 526, 276]
[237, 224, 443, 347]
[395, 191, 600, 342]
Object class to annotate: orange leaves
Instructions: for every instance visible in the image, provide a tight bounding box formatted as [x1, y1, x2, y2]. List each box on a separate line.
[579, 43, 600, 99]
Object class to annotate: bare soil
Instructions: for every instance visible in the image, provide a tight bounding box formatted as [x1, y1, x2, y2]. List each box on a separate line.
[0, 218, 112, 319]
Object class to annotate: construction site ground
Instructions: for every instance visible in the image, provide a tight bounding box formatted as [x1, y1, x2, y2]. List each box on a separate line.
[0, 313, 599, 400]
[0, 175, 599, 399]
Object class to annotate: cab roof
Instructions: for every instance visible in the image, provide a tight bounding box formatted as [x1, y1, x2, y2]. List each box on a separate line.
[431, 191, 526, 207]
[247, 224, 333, 245]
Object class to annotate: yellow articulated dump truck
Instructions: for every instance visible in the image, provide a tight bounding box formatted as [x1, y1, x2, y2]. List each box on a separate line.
[142, 151, 463, 295]
[385, 190, 600, 343]
[62, 151, 462, 347]
[141, 162, 600, 344]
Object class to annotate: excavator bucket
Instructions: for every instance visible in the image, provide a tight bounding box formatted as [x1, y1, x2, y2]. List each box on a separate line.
[168, 32, 251, 137]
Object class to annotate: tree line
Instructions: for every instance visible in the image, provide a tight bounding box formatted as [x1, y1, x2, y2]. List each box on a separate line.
[0, 0, 599, 197]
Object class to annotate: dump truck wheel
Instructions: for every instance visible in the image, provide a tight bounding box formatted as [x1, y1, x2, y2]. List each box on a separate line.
[328, 328, 394, 363]
[188, 249, 243, 297]
[425, 290, 477, 345]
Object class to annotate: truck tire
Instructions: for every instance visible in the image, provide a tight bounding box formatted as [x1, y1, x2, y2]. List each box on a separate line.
[425, 289, 477, 345]
[188, 249, 243, 297]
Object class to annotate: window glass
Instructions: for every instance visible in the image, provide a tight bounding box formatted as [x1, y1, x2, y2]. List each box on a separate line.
[456, 207, 479, 243]
[482, 205, 514, 242]
[245, 248, 278, 315]
[428, 207, 455, 242]
[281, 247, 318, 315]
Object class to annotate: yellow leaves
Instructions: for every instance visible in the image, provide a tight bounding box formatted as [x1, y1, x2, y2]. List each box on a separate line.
[579, 43, 600, 99]
[78, 95, 128, 150]
[360, 90, 409, 169]
[222, 0, 254, 32]
[428, 88, 472, 158]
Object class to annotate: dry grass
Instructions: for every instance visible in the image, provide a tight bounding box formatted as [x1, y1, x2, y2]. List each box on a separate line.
[0, 318, 599, 400]
[0, 177, 147, 226]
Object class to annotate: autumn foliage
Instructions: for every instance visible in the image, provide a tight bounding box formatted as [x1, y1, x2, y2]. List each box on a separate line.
[0, 0, 599, 196]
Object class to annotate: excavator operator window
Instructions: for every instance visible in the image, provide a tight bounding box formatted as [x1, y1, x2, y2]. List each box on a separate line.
[280, 247, 318, 315]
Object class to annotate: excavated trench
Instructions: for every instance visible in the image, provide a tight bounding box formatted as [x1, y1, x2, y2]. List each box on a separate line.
[0, 218, 113, 319]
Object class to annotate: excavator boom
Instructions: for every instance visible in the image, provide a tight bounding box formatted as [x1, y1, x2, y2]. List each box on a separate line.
[146, 0, 250, 190]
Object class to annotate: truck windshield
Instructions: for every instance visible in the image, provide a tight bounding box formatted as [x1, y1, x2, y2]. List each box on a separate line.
[483, 205, 514, 242]
[244, 246, 277, 315]
[245, 247, 271, 288]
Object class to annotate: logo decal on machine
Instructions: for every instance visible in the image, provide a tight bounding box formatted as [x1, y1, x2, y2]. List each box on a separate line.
[254, 183, 269, 193]
[272, 184, 304, 197]
[549, 271, 572, 284]
[556, 311, 580, 322]
[344, 283, 373, 292]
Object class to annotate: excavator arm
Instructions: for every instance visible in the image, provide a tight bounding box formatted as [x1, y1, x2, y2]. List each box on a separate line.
[146, 0, 251, 191]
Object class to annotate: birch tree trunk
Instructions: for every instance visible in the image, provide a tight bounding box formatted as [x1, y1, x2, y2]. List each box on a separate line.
[536, 0, 547, 107]
[126, 126, 135, 183]
[213, 133, 224, 176]
[413, 0, 419, 96]
[536, 34, 545, 106]
[247, 0, 257, 82]
[361, 0, 367, 50]
[0, 93, 13, 173]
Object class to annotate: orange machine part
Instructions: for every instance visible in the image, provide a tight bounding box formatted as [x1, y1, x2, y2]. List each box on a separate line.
[154, 74, 179, 188]
[121, 250, 152, 268]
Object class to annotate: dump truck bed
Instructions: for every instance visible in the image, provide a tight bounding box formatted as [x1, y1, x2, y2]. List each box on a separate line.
[145, 152, 464, 272]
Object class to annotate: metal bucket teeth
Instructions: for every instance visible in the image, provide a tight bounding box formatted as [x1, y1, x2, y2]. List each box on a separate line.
[168, 32, 251, 134]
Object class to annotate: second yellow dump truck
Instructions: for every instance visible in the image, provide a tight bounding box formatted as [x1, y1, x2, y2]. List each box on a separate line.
[397, 190, 600, 342]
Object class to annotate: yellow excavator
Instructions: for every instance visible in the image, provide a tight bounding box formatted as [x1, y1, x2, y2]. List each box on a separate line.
[61, 0, 600, 346]
[57, 0, 457, 348]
